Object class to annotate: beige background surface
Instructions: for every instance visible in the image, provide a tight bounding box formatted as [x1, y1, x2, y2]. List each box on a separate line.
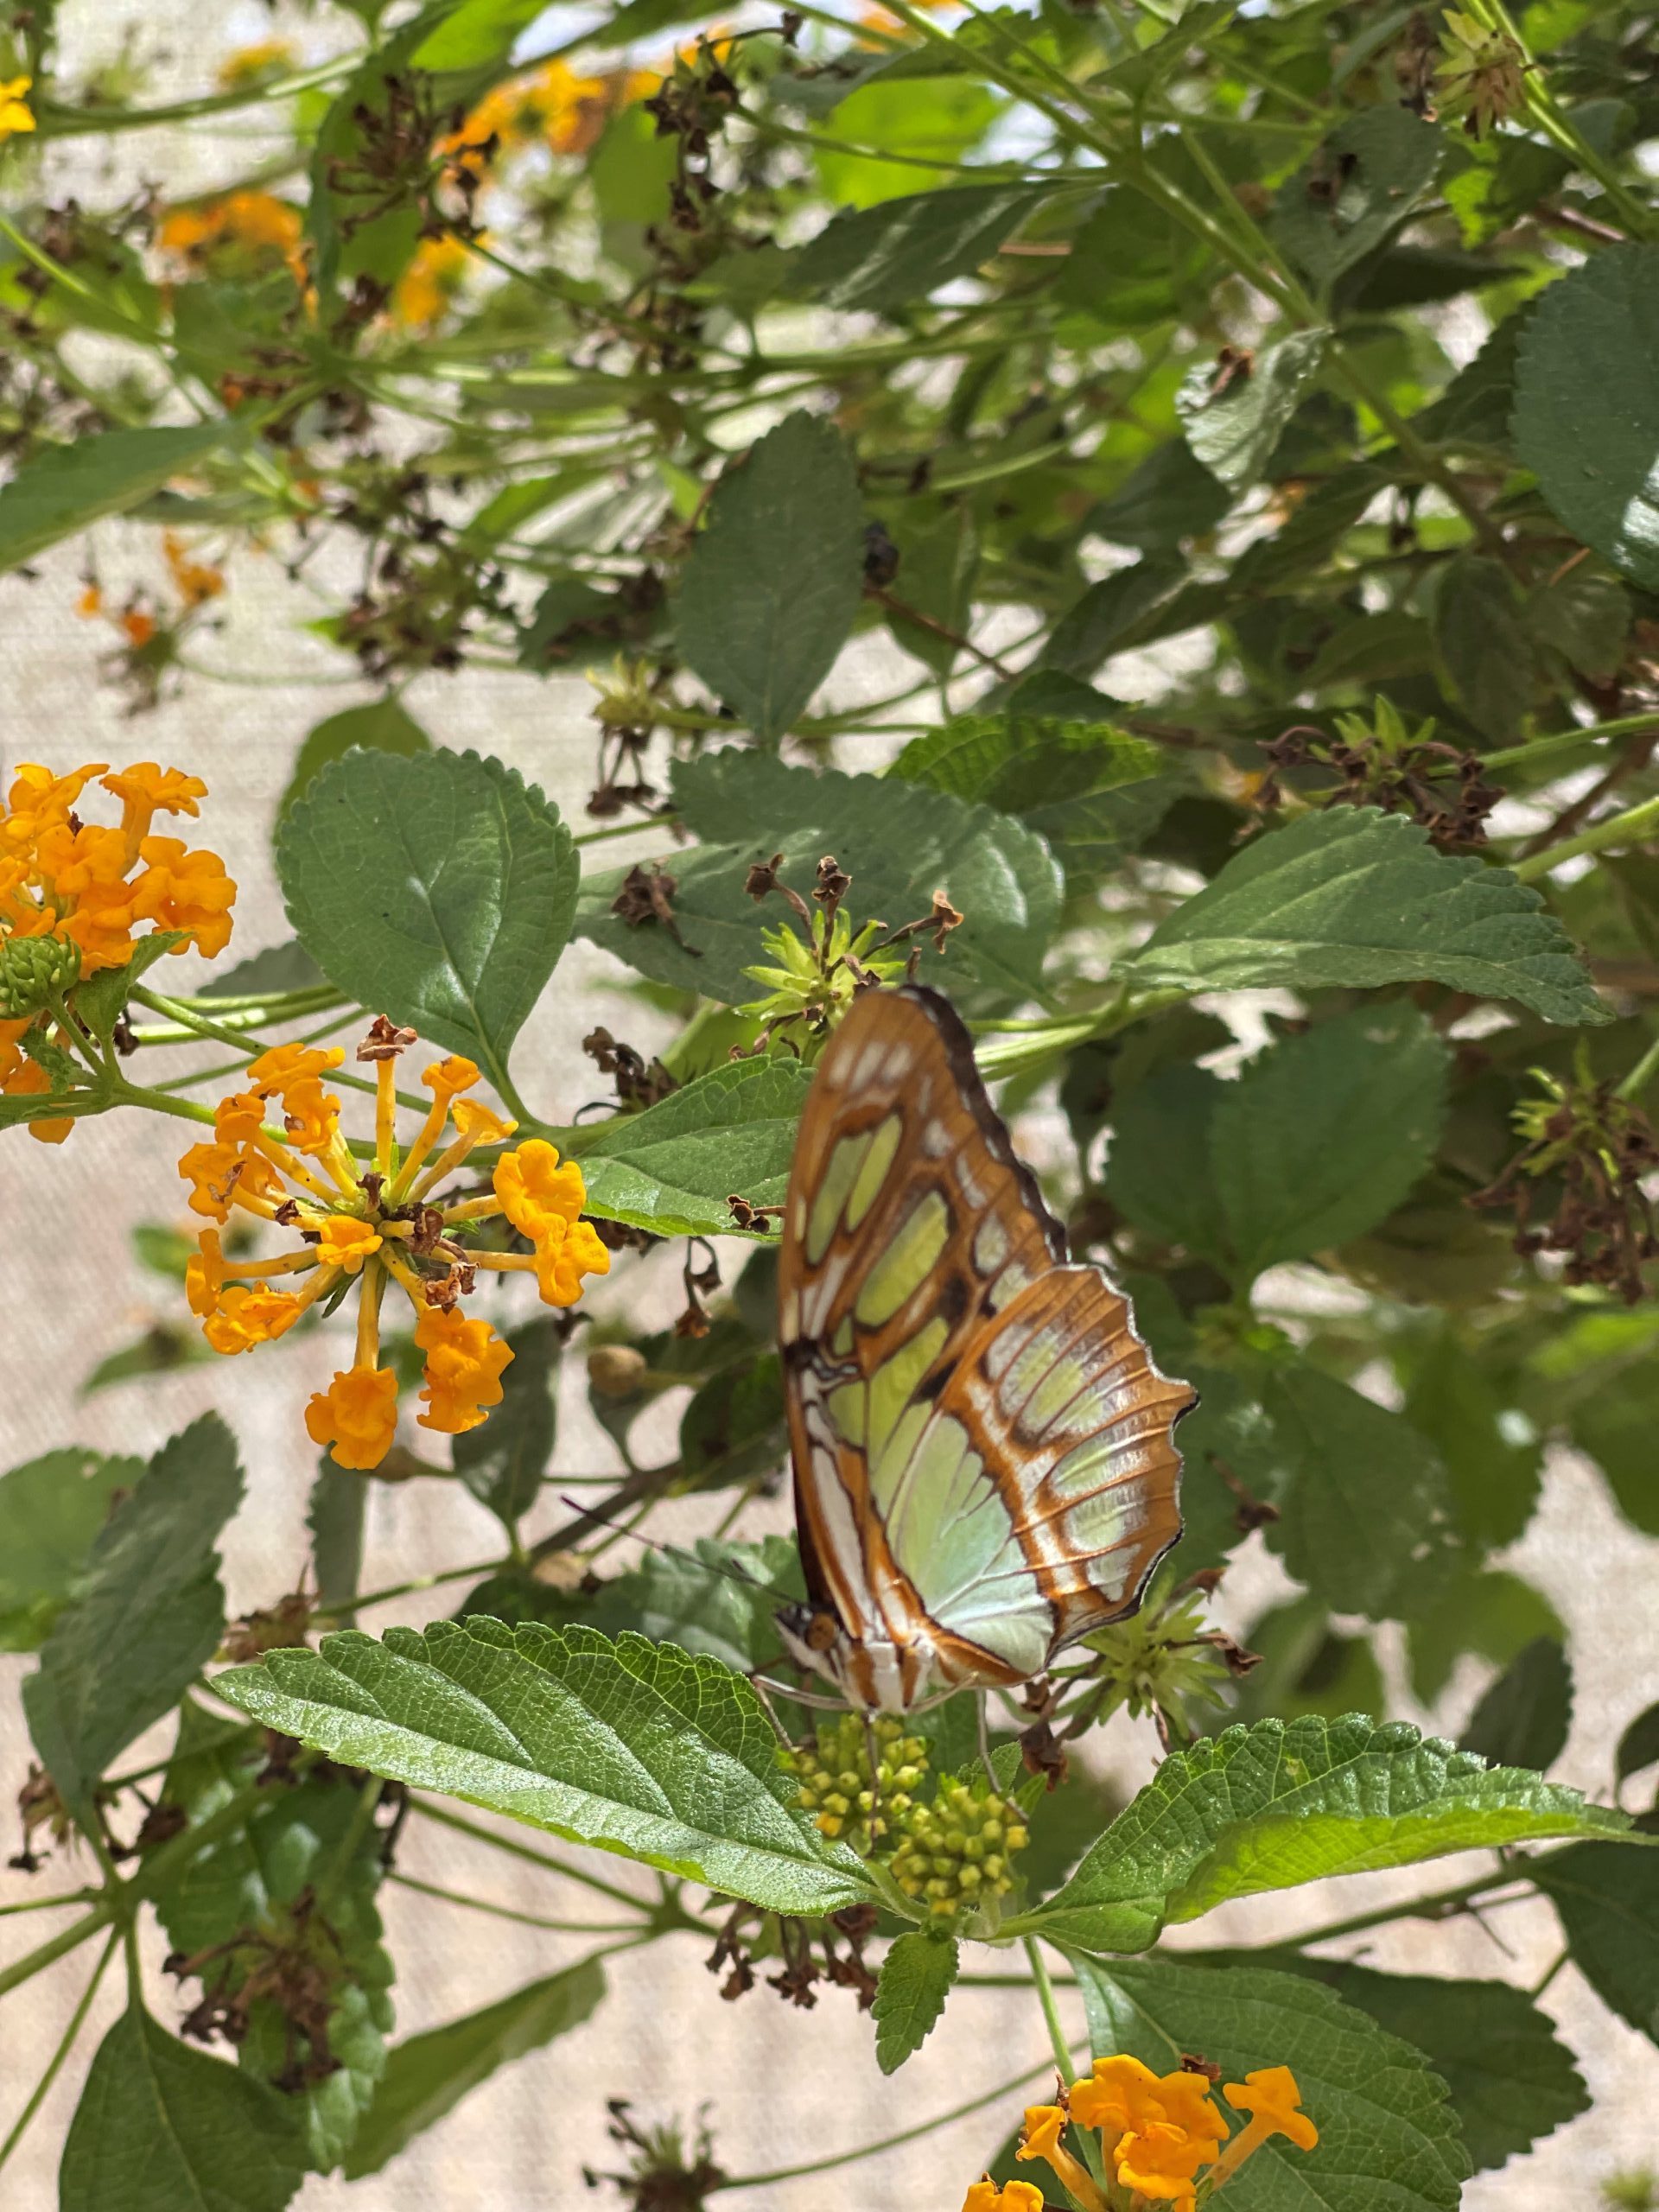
[3, 5, 1657, 2206]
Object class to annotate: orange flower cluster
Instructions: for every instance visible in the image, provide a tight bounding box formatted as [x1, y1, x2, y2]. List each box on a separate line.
[965, 2057, 1319, 2212]
[1, 761, 236, 1143]
[442, 56, 655, 179]
[157, 191, 307, 288]
[179, 1018, 610, 1471]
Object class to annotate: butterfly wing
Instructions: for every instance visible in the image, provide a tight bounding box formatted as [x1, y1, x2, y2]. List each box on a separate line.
[778, 984, 1192, 1706]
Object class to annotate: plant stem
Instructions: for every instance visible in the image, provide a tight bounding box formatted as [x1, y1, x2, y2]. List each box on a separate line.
[0, 1908, 111, 2001]
[1272, 1863, 1543, 1950]
[0, 1929, 119, 2178]
[1616, 1031, 1659, 1103]
[1025, 1936, 1075, 2080]
[388, 1871, 647, 1936]
[0, 1891, 97, 1918]
[1510, 794, 1659, 883]
[410, 1799, 648, 1912]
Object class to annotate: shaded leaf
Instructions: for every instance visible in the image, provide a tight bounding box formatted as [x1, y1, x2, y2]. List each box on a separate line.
[575, 1058, 813, 1239]
[790, 184, 1047, 312]
[278, 748, 579, 1093]
[217, 1618, 876, 1915]
[679, 1352, 787, 1489]
[1105, 1064, 1227, 1258]
[1121, 807, 1608, 1027]
[1178, 329, 1330, 490]
[0, 423, 232, 575]
[1433, 553, 1535, 741]
[1015, 1713, 1629, 1955]
[200, 941, 325, 1001]
[1039, 556, 1186, 677]
[675, 413, 864, 743]
[587, 1535, 801, 1673]
[1275, 107, 1443, 286]
[1408, 1567, 1565, 1707]
[872, 1930, 959, 2074]
[1401, 1327, 1541, 1548]
[1617, 1702, 1659, 1791]
[0, 1446, 141, 1652]
[1459, 1637, 1572, 1773]
[1537, 1841, 1659, 2045]
[279, 699, 430, 821]
[308, 1459, 366, 1627]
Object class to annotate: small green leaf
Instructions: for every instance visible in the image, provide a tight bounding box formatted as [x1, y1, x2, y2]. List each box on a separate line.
[451, 1317, 559, 1532]
[789, 184, 1048, 311]
[216, 1618, 876, 1916]
[1402, 1326, 1541, 1548]
[675, 413, 864, 743]
[278, 747, 579, 1092]
[60, 2003, 307, 2212]
[1088, 442, 1232, 550]
[1017, 1713, 1630, 1955]
[0, 423, 233, 575]
[1213, 1003, 1449, 1278]
[342, 1960, 607, 2177]
[308, 1459, 366, 1627]
[575, 1058, 813, 1238]
[73, 931, 188, 1043]
[1617, 1703, 1659, 1791]
[1274, 107, 1443, 286]
[1459, 1637, 1572, 1773]
[588, 1535, 802, 1673]
[1039, 556, 1186, 677]
[1264, 1366, 1461, 1622]
[872, 1930, 959, 2074]
[200, 940, 325, 1001]
[1514, 245, 1659, 588]
[1105, 1065, 1227, 1259]
[1537, 1842, 1659, 2044]
[0, 1447, 141, 1652]
[80, 1323, 211, 1396]
[411, 0, 552, 67]
[1178, 329, 1330, 490]
[280, 698, 430, 820]
[1121, 807, 1609, 1027]
[1433, 553, 1535, 741]
[24, 1415, 243, 1813]
[1072, 1955, 1469, 2211]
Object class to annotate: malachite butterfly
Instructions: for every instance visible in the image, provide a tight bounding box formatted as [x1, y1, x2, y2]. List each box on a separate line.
[775, 983, 1196, 1713]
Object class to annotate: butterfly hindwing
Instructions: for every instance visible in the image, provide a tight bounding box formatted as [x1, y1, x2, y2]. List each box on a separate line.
[779, 985, 1192, 1704]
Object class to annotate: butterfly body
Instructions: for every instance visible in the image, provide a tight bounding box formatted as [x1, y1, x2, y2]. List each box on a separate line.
[777, 984, 1196, 1714]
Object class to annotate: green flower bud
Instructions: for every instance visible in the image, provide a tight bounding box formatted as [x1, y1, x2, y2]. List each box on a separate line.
[0, 931, 79, 1020]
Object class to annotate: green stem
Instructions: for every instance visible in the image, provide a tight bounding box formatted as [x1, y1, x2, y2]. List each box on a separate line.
[1024, 1936, 1075, 2081]
[1272, 1863, 1541, 1950]
[1617, 1031, 1659, 1103]
[1481, 712, 1659, 774]
[0, 1929, 119, 2178]
[35, 60, 358, 139]
[1510, 794, 1659, 883]
[0, 1908, 111, 2001]
[410, 1799, 648, 1912]
[1530, 1946, 1569, 1999]
[0, 1890, 98, 1917]
[388, 1871, 648, 1936]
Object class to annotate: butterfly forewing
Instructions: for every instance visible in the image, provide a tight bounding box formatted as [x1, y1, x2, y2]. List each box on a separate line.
[779, 985, 1193, 1706]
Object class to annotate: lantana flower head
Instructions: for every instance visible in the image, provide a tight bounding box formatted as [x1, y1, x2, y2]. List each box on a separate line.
[179, 1016, 609, 1472]
[0, 760, 235, 1142]
[968, 2055, 1318, 2212]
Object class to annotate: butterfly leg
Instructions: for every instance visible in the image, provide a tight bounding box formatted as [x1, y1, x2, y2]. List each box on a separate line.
[862, 1709, 885, 1849]
[748, 1671, 852, 1713]
[977, 1690, 998, 1790]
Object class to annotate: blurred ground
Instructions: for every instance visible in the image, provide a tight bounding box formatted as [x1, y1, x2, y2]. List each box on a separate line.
[3, 6, 1657, 2206]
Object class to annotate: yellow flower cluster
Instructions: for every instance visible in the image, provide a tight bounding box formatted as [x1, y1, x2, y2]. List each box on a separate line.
[0, 761, 236, 1142]
[179, 1019, 610, 1471]
[791, 1713, 927, 1855]
[391, 235, 473, 332]
[157, 191, 307, 288]
[0, 76, 35, 142]
[442, 57, 654, 176]
[966, 2056, 1318, 2212]
[888, 1774, 1027, 1919]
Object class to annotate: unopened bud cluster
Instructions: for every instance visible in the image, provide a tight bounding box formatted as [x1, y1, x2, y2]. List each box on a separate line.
[0, 932, 80, 1018]
[888, 1775, 1029, 1919]
[787, 1713, 926, 1856]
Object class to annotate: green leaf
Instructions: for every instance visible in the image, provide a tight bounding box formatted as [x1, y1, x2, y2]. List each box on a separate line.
[60, 2003, 308, 2212]
[1039, 556, 1186, 677]
[1231, 1599, 1384, 1729]
[678, 1352, 787, 1488]
[24, 1415, 243, 1814]
[80, 1323, 212, 1396]
[878, 502, 978, 679]
[872, 1930, 959, 2074]
[342, 1959, 607, 2177]
[576, 754, 1063, 1002]
[451, 1317, 559, 1532]
[575, 1058, 813, 1238]
[1105, 1065, 1227, 1258]
[1433, 553, 1535, 741]
[1401, 1327, 1541, 1548]
[278, 747, 579, 1091]
[1213, 1004, 1449, 1278]
[1073, 1955, 1469, 2212]
[200, 941, 325, 1001]
[1277, 1961, 1588, 2174]
[1121, 807, 1609, 1027]
[1274, 107, 1444, 287]
[587, 1535, 802, 1673]
[73, 931, 188, 1043]
[0, 1446, 141, 1652]
[279, 698, 431, 820]
[1177, 329, 1330, 490]
[1408, 1567, 1564, 1706]
[1263, 1366, 1461, 1622]
[0, 423, 232, 575]
[815, 77, 999, 207]
[1017, 1713, 1629, 1955]
[305, 24, 432, 302]
[217, 1618, 876, 1916]
[1528, 564, 1630, 681]
[675, 413, 864, 743]
[1617, 1702, 1659, 1791]
[1458, 1637, 1572, 1773]
[1538, 1841, 1659, 2044]
[1088, 442, 1232, 550]
[308, 1459, 365, 1627]
[888, 714, 1181, 887]
[789, 183, 1047, 312]
[411, 0, 551, 67]
[1514, 245, 1659, 588]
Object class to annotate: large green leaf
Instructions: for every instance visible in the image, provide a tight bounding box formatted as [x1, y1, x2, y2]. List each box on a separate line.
[674, 412, 864, 743]
[342, 1959, 607, 2177]
[577, 753, 1062, 1001]
[872, 1930, 959, 2074]
[278, 748, 579, 1092]
[1120, 807, 1608, 1026]
[24, 1415, 243, 1814]
[1401, 1326, 1541, 1548]
[788, 184, 1048, 311]
[279, 698, 431, 821]
[0, 1446, 141, 1651]
[1105, 1065, 1227, 1258]
[1014, 1713, 1631, 1954]
[1271, 1960, 1588, 2174]
[60, 2003, 307, 2212]
[1211, 1003, 1450, 1278]
[0, 423, 232, 575]
[888, 713, 1181, 887]
[217, 1618, 875, 1916]
[1537, 1840, 1659, 2044]
[1072, 1955, 1469, 2212]
[1178, 329, 1330, 490]
[1274, 107, 1444, 287]
[1458, 1637, 1572, 1773]
[451, 1316, 559, 1532]
[1263, 1366, 1461, 1622]
[574, 1058, 814, 1238]
[1514, 245, 1659, 588]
